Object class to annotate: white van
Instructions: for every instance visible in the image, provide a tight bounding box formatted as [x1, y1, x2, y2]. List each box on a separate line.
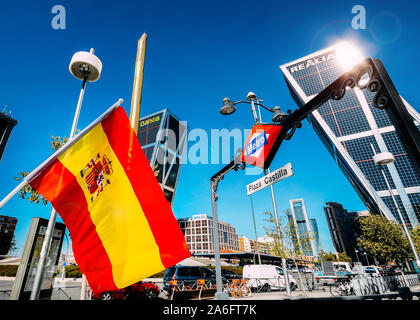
[332, 262, 353, 276]
[242, 264, 297, 291]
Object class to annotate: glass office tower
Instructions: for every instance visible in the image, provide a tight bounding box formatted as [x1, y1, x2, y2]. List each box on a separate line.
[289, 199, 317, 257]
[280, 44, 420, 228]
[137, 109, 187, 206]
[309, 218, 321, 256]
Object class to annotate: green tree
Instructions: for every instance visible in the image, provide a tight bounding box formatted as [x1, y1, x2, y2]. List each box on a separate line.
[337, 252, 352, 264]
[410, 226, 420, 255]
[318, 250, 336, 262]
[15, 135, 68, 205]
[263, 210, 288, 258]
[357, 215, 412, 264]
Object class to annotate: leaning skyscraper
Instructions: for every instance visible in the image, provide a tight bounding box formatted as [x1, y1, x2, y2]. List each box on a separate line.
[280, 43, 420, 228]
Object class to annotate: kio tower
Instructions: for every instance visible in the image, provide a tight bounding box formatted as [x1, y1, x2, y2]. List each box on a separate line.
[137, 109, 187, 206]
[280, 43, 420, 228]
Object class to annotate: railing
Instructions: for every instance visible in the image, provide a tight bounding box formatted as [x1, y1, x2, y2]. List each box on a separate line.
[352, 274, 420, 296]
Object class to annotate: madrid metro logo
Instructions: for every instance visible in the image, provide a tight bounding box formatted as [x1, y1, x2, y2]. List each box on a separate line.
[245, 131, 269, 158]
[241, 124, 282, 169]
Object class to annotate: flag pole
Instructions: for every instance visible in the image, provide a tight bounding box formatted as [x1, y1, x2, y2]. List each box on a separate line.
[129, 33, 147, 135]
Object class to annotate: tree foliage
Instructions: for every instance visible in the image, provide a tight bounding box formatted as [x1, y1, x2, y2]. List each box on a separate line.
[357, 215, 412, 264]
[263, 209, 314, 259]
[318, 250, 336, 262]
[411, 226, 420, 255]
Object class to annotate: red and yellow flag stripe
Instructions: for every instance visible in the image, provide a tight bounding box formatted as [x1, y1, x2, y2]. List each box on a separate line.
[29, 107, 191, 294]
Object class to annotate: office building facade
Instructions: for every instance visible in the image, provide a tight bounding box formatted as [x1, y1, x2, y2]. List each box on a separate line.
[0, 215, 18, 255]
[178, 214, 240, 254]
[289, 199, 317, 257]
[0, 111, 17, 163]
[281, 44, 420, 228]
[239, 236, 270, 254]
[137, 109, 187, 206]
[324, 202, 360, 262]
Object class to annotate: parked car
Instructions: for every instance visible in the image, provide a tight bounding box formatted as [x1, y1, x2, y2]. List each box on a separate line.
[163, 265, 224, 291]
[362, 266, 386, 277]
[93, 281, 161, 300]
[220, 268, 241, 280]
[332, 262, 354, 277]
[242, 264, 297, 291]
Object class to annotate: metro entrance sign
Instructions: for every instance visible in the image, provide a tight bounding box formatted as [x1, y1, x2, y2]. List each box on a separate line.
[246, 162, 293, 195]
[241, 124, 282, 169]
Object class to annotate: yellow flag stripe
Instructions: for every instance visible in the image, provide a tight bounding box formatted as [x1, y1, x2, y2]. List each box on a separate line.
[58, 122, 164, 288]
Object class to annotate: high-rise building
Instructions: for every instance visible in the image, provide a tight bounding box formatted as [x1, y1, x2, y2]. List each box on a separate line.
[280, 43, 420, 228]
[0, 111, 17, 163]
[309, 218, 322, 256]
[324, 202, 360, 262]
[289, 199, 317, 257]
[137, 109, 187, 206]
[0, 215, 18, 255]
[177, 214, 240, 254]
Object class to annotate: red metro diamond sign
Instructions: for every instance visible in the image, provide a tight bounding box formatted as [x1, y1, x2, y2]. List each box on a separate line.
[240, 124, 283, 169]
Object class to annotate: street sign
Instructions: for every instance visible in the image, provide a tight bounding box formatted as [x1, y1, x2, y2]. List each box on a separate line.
[246, 162, 293, 196]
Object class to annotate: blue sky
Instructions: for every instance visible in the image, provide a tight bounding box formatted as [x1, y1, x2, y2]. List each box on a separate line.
[0, 0, 419, 256]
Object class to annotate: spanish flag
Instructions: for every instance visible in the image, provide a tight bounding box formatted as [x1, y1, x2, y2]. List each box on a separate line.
[28, 105, 191, 295]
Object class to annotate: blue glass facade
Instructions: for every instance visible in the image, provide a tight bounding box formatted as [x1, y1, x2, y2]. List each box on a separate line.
[289, 199, 317, 257]
[281, 45, 420, 228]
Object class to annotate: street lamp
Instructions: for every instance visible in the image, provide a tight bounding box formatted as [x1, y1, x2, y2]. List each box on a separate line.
[371, 146, 420, 270]
[30, 48, 102, 300]
[220, 93, 287, 124]
[218, 92, 291, 295]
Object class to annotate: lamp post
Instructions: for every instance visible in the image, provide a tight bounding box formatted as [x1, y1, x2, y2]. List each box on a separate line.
[220, 92, 291, 295]
[29, 48, 102, 300]
[354, 248, 360, 263]
[250, 195, 262, 265]
[371, 146, 420, 269]
[363, 252, 370, 266]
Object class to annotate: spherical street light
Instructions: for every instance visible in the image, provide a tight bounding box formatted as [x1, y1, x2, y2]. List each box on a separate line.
[69, 49, 102, 82]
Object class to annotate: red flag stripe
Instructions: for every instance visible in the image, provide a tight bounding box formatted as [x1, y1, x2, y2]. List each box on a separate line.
[100, 107, 190, 268]
[29, 160, 117, 294]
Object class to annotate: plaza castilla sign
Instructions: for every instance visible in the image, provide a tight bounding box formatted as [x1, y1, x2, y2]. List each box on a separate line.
[246, 162, 293, 196]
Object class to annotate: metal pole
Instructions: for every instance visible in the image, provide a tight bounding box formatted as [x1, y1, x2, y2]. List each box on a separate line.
[30, 73, 88, 300]
[381, 169, 420, 265]
[364, 253, 370, 266]
[265, 168, 291, 294]
[130, 33, 147, 135]
[249, 99, 259, 124]
[355, 249, 360, 263]
[210, 179, 229, 300]
[250, 195, 262, 264]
